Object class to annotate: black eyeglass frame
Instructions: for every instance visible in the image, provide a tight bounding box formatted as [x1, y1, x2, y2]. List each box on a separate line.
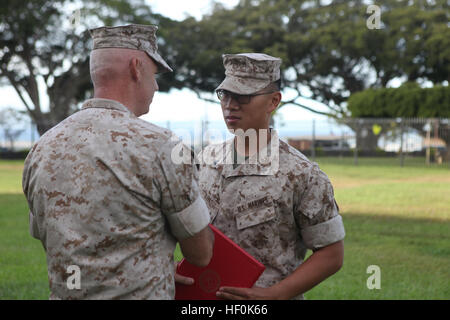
[216, 89, 276, 105]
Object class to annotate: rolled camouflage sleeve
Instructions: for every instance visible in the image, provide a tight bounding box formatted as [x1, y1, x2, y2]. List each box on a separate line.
[157, 138, 210, 240]
[295, 164, 345, 250]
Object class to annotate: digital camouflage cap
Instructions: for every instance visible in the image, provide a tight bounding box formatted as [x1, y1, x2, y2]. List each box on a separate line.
[89, 24, 172, 73]
[216, 53, 282, 95]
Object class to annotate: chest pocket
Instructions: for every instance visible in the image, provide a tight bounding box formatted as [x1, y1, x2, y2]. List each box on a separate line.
[235, 195, 276, 230]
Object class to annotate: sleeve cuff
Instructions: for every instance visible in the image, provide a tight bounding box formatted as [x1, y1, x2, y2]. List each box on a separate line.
[301, 215, 345, 250]
[166, 196, 211, 240]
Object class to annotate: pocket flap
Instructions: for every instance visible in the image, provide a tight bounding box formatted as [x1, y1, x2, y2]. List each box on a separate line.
[236, 206, 276, 230]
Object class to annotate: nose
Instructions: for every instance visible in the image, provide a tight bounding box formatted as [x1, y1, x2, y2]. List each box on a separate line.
[222, 96, 240, 110]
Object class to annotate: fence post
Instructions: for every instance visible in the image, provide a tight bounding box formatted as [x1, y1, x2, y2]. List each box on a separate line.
[354, 120, 359, 166]
[399, 118, 404, 167]
[426, 119, 431, 166]
[311, 119, 316, 161]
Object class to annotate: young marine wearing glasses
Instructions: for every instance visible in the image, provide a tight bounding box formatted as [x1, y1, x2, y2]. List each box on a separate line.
[177, 53, 345, 300]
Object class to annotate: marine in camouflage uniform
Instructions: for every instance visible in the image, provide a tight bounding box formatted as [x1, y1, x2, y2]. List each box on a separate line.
[22, 25, 210, 299]
[197, 53, 345, 300]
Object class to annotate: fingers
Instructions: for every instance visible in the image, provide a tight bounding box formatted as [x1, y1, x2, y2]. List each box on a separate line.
[216, 291, 245, 300]
[174, 273, 194, 285]
[173, 261, 194, 285]
[216, 287, 249, 300]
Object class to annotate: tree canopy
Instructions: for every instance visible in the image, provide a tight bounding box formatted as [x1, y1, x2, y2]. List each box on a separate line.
[0, 0, 448, 135]
[0, 0, 162, 135]
[160, 0, 449, 117]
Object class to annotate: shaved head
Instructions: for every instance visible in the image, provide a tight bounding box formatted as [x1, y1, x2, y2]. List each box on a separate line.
[89, 48, 159, 116]
[90, 48, 151, 87]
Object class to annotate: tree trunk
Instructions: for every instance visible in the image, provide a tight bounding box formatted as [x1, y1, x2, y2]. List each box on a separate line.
[343, 119, 385, 153]
[358, 126, 379, 152]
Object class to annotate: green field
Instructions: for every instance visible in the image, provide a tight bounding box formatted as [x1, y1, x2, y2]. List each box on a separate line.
[0, 158, 449, 299]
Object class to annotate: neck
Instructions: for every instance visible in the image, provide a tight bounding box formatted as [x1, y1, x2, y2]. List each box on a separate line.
[94, 87, 140, 116]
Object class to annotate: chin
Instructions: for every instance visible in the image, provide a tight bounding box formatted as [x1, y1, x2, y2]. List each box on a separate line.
[226, 123, 240, 132]
[227, 126, 251, 136]
[140, 103, 151, 116]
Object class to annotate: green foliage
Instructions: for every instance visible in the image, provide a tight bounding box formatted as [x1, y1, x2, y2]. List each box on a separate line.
[0, 0, 157, 135]
[1, 0, 449, 128]
[347, 84, 450, 117]
[160, 0, 449, 117]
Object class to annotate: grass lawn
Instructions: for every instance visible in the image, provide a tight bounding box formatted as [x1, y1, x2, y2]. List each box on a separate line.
[0, 158, 449, 299]
[0, 160, 50, 299]
[305, 157, 450, 299]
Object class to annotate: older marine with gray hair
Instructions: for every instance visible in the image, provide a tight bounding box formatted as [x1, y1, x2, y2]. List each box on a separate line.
[22, 24, 214, 300]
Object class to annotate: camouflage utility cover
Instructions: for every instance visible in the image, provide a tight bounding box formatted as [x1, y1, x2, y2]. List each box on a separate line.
[197, 131, 345, 300]
[90, 24, 172, 73]
[22, 98, 210, 299]
[216, 53, 282, 95]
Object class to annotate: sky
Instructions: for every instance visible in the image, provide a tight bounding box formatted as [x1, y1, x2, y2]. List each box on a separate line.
[144, 0, 330, 125]
[143, 0, 329, 124]
[0, 0, 330, 137]
[149, 0, 239, 21]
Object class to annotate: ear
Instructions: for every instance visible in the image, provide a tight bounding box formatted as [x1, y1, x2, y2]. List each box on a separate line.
[268, 92, 282, 113]
[129, 57, 141, 82]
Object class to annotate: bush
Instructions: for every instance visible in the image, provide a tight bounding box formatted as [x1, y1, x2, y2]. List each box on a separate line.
[0, 149, 30, 160]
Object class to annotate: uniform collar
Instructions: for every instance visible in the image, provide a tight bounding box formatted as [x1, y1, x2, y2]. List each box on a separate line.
[81, 98, 134, 115]
[218, 129, 280, 178]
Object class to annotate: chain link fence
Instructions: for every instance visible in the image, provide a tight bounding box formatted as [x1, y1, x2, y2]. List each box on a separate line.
[286, 118, 450, 167]
[1, 116, 449, 167]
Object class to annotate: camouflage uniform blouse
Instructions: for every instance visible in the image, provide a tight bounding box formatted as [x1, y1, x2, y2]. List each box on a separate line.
[197, 131, 345, 299]
[22, 98, 210, 299]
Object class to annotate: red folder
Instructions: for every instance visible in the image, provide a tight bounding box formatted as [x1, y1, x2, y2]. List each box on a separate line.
[175, 224, 265, 300]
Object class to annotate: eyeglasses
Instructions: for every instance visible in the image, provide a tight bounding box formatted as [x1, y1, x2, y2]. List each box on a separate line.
[216, 89, 275, 105]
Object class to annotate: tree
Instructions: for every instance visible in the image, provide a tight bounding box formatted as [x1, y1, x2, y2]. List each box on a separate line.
[159, 0, 449, 118]
[0, 107, 26, 150]
[1, 0, 448, 136]
[0, 0, 159, 136]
